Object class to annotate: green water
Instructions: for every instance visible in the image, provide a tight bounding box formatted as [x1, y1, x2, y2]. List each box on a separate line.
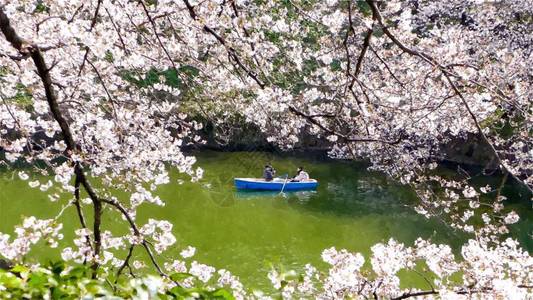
[0, 151, 531, 291]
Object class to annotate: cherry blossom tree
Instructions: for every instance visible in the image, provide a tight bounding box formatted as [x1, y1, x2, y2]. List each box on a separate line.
[0, 0, 531, 298]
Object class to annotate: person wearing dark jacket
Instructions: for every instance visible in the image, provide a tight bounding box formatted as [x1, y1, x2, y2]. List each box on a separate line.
[263, 164, 276, 181]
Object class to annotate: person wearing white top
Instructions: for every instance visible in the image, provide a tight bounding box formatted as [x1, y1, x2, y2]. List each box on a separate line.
[291, 167, 309, 182]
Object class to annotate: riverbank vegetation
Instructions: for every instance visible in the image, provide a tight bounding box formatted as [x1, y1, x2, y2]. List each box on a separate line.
[0, 0, 531, 298]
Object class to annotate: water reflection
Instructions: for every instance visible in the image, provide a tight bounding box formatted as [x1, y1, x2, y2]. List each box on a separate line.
[234, 190, 317, 201]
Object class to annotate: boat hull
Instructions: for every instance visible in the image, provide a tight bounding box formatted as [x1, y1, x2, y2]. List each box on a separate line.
[234, 178, 318, 191]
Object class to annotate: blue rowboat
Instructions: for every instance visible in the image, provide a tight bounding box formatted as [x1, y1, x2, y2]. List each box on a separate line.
[234, 178, 318, 191]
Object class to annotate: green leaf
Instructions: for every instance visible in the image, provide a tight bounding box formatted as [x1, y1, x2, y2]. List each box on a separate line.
[168, 285, 192, 297]
[356, 0, 372, 17]
[10, 265, 28, 274]
[51, 286, 68, 299]
[28, 272, 48, 289]
[0, 273, 23, 289]
[50, 261, 66, 276]
[86, 281, 105, 295]
[330, 59, 342, 72]
[65, 266, 88, 279]
[209, 288, 236, 300]
[34, 2, 50, 13]
[169, 272, 194, 282]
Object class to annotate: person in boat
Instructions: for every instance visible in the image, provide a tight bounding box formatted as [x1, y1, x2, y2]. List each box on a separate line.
[291, 167, 309, 182]
[263, 164, 276, 181]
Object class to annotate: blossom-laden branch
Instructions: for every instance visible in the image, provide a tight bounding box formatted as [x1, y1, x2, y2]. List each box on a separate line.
[365, 0, 532, 195]
[0, 6, 105, 276]
[1, 0, 203, 280]
[101, 198, 167, 278]
[182, 0, 266, 88]
[288, 105, 403, 145]
[271, 238, 532, 299]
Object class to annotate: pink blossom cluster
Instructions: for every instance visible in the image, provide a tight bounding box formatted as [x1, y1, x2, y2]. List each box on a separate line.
[0, 217, 63, 261]
[273, 238, 532, 299]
